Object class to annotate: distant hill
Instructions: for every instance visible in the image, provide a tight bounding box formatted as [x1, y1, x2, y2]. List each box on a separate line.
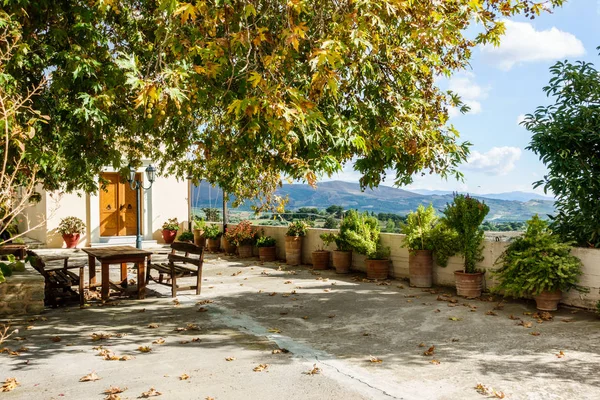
[411, 189, 554, 202]
[192, 181, 555, 222]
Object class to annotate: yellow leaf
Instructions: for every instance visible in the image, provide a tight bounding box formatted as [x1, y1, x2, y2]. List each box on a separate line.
[79, 372, 101, 382]
[174, 3, 197, 24]
[1, 377, 19, 392]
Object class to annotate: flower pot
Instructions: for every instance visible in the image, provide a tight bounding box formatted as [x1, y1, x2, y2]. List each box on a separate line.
[332, 250, 352, 274]
[285, 236, 303, 266]
[222, 237, 237, 255]
[366, 259, 389, 280]
[533, 289, 562, 311]
[409, 250, 433, 288]
[162, 229, 177, 244]
[258, 246, 277, 262]
[312, 250, 330, 270]
[207, 238, 221, 252]
[62, 233, 80, 249]
[454, 270, 484, 298]
[238, 244, 253, 258]
[193, 229, 206, 248]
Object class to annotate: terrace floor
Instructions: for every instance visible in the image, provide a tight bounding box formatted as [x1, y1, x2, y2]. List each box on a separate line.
[2, 251, 600, 400]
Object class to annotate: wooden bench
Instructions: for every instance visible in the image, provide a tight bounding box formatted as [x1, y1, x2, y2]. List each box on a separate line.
[0, 244, 27, 260]
[27, 250, 85, 307]
[147, 242, 204, 297]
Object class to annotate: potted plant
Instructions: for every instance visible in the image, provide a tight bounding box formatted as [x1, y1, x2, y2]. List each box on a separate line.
[365, 241, 391, 280]
[177, 231, 195, 243]
[57, 216, 86, 248]
[256, 235, 277, 262]
[401, 204, 437, 287]
[192, 217, 206, 247]
[493, 215, 585, 311]
[285, 220, 308, 265]
[312, 233, 333, 270]
[323, 211, 361, 274]
[225, 220, 257, 258]
[204, 225, 222, 252]
[441, 194, 489, 298]
[342, 212, 387, 279]
[161, 218, 180, 244]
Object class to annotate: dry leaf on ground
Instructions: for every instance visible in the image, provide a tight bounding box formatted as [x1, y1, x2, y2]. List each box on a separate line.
[179, 374, 190, 380]
[268, 328, 281, 333]
[141, 387, 162, 397]
[369, 356, 383, 363]
[80, 372, 101, 382]
[138, 346, 152, 353]
[423, 346, 435, 356]
[196, 300, 214, 305]
[148, 323, 159, 329]
[307, 364, 321, 375]
[91, 332, 113, 341]
[225, 357, 236, 361]
[485, 311, 498, 316]
[518, 321, 533, 328]
[430, 359, 441, 365]
[253, 364, 269, 372]
[1, 377, 19, 392]
[449, 317, 462, 321]
[556, 350, 565, 358]
[153, 338, 165, 345]
[104, 386, 126, 394]
[418, 343, 426, 347]
[530, 331, 541, 336]
[272, 348, 289, 354]
[475, 383, 505, 398]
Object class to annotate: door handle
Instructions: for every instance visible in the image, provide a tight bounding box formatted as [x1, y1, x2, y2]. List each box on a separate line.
[119, 204, 125, 211]
[127, 204, 132, 209]
[106, 205, 111, 210]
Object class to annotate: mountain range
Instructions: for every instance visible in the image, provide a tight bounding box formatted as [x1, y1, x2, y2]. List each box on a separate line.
[191, 181, 555, 222]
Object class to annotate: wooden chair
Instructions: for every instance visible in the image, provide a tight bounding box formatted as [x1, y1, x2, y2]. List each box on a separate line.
[147, 242, 204, 297]
[27, 250, 85, 307]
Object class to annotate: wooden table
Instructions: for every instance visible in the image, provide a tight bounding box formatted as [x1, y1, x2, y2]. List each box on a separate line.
[0, 244, 27, 260]
[82, 246, 153, 301]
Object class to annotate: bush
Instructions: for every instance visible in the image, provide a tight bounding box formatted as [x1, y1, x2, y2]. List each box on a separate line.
[162, 218, 180, 231]
[193, 217, 206, 231]
[401, 204, 437, 251]
[177, 231, 194, 242]
[343, 211, 381, 258]
[323, 216, 338, 229]
[286, 220, 309, 237]
[493, 215, 585, 297]
[57, 216, 86, 235]
[204, 225, 222, 239]
[256, 236, 276, 247]
[224, 220, 258, 245]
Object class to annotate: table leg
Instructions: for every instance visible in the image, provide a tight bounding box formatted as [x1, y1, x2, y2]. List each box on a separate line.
[101, 262, 110, 301]
[121, 263, 128, 287]
[137, 260, 146, 299]
[88, 255, 97, 289]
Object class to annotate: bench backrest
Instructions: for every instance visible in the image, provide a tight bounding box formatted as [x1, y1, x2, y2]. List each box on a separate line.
[168, 242, 204, 266]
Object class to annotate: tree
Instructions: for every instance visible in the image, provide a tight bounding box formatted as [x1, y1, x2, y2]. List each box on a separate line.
[326, 205, 344, 219]
[385, 219, 396, 233]
[3, 1, 564, 207]
[201, 207, 221, 222]
[525, 55, 600, 247]
[323, 216, 338, 230]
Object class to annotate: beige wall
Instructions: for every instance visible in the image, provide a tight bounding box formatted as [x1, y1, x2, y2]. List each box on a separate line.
[150, 175, 189, 243]
[243, 225, 600, 309]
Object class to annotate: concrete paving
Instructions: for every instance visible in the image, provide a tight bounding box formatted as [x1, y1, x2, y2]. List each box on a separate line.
[2, 251, 600, 400]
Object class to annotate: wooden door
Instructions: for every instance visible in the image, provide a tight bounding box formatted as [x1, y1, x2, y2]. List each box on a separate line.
[99, 173, 142, 236]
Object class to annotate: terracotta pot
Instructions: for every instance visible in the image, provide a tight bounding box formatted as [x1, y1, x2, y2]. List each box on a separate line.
[62, 233, 80, 249]
[258, 246, 277, 262]
[238, 244, 253, 258]
[162, 229, 177, 244]
[533, 289, 562, 311]
[285, 236, 303, 265]
[207, 238, 221, 252]
[454, 270, 484, 298]
[366, 259, 389, 280]
[193, 229, 206, 247]
[332, 250, 352, 274]
[409, 250, 433, 288]
[312, 250, 330, 270]
[222, 237, 237, 255]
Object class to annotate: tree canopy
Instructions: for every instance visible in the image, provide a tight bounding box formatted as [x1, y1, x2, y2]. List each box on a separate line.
[525, 54, 600, 247]
[2, 0, 564, 209]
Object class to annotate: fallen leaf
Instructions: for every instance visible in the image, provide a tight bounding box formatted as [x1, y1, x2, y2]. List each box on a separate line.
[423, 346, 435, 356]
[560, 318, 574, 323]
[518, 321, 533, 328]
[508, 314, 520, 320]
[323, 289, 331, 293]
[225, 357, 236, 361]
[434, 309, 441, 313]
[138, 346, 152, 353]
[362, 333, 370, 336]
[485, 310, 498, 316]
[523, 312, 533, 316]
[141, 387, 162, 397]
[556, 350, 565, 358]
[475, 383, 505, 398]
[80, 372, 101, 382]
[191, 338, 201, 342]
[148, 323, 159, 329]
[430, 359, 441, 365]
[1, 377, 19, 392]
[179, 374, 190, 380]
[328, 315, 336, 319]
[196, 300, 214, 305]
[51, 336, 62, 342]
[449, 317, 462, 321]
[533, 312, 553, 321]
[91, 332, 113, 341]
[104, 386, 126, 395]
[253, 364, 269, 372]
[232, 270, 242, 276]
[530, 331, 541, 336]
[284, 280, 292, 284]
[152, 338, 165, 345]
[105, 394, 122, 400]
[268, 292, 277, 296]
[172, 299, 180, 306]
[397, 285, 405, 289]
[302, 316, 309, 320]
[418, 343, 426, 347]
[197, 307, 208, 312]
[272, 348, 289, 354]
[268, 328, 281, 334]
[369, 356, 383, 363]
[306, 364, 321, 375]
[186, 323, 201, 331]
[451, 338, 460, 342]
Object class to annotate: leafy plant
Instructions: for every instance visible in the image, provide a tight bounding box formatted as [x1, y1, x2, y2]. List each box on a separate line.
[493, 215, 585, 297]
[369, 241, 391, 260]
[286, 220, 309, 237]
[224, 220, 258, 246]
[193, 217, 206, 231]
[525, 58, 600, 247]
[256, 236, 276, 248]
[428, 223, 461, 267]
[162, 218, 180, 231]
[177, 231, 194, 242]
[401, 204, 437, 251]
[342, 211, 381, 258]
[0, 255, 25, 284]
[57, 216, 86, 235]
[204, 225, 222, 240]
[441, 194, 489, 273]
[323, 216, 339, 229]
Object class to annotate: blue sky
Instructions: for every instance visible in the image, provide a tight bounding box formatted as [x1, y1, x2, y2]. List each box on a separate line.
[323, 0, 599, 195]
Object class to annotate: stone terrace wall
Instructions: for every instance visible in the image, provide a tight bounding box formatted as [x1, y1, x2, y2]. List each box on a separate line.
[243, 225, 600, 309]
[0, 264, 45, 317]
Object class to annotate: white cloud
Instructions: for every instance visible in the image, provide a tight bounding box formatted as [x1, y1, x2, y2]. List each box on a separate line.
[447, 73, 488, 117]
[481, 20, 585, 71]
[516, 114, 527, 125]
[462, 146, 522, 176]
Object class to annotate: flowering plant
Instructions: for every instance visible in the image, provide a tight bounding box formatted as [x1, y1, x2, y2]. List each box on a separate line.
[224, 220, 258, 246]
[57, 216, 86, 235]
[162, 218, 180, 231]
